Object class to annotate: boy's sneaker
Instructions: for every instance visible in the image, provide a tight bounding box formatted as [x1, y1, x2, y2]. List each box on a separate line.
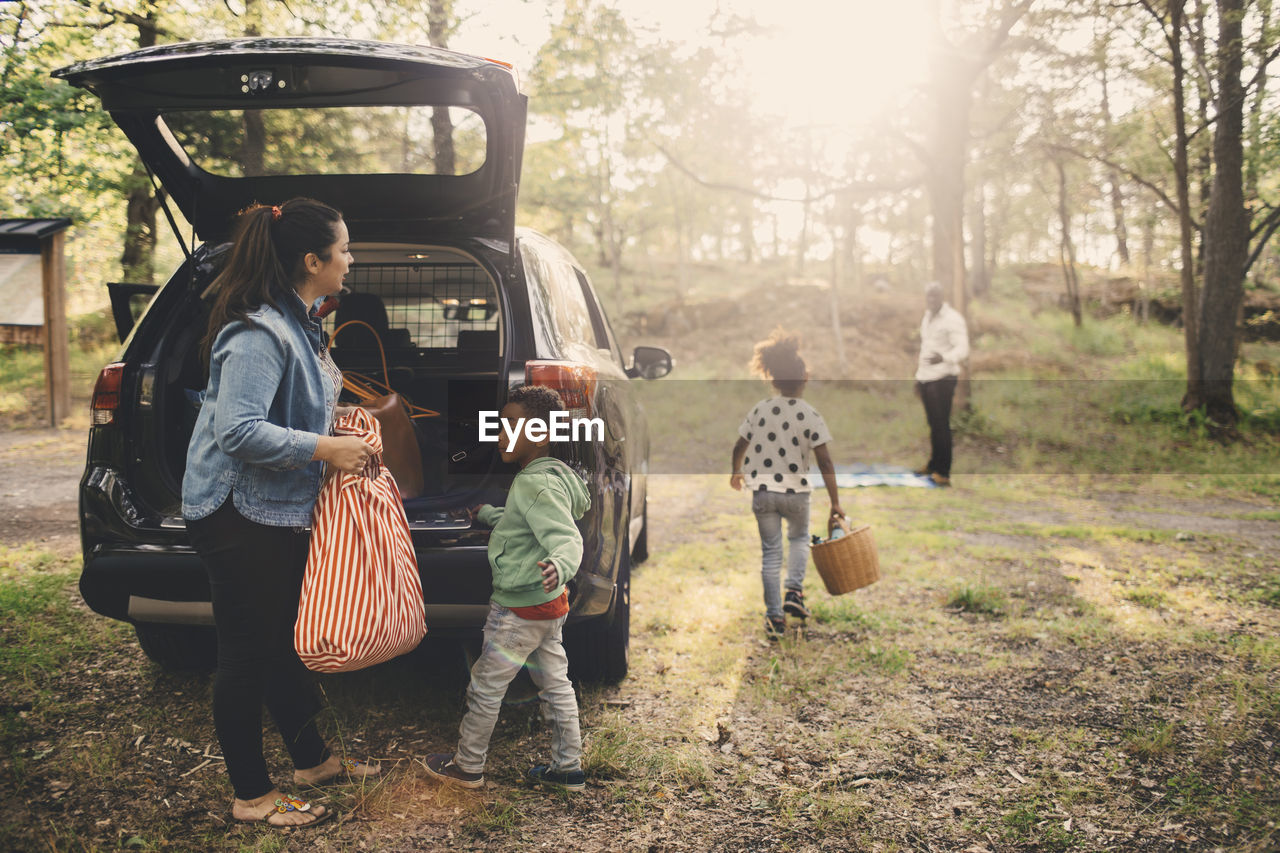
[526, 764, 586, 792]
[783, 590, 811, 620]
[764, 616, 787, 641]
[423, 753, 483, 789]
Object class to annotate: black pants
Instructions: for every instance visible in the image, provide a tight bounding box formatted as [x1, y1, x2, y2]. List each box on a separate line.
[918, 375, 958, 478]
[186, 498, 329, 800]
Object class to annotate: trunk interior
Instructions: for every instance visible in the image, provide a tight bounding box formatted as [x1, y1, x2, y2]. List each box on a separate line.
[149, 243, 508, 524]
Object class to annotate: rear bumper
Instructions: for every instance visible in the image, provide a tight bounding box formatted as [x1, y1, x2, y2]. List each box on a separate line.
[80, 550, 211, 623]
[78, 544, 603, 633]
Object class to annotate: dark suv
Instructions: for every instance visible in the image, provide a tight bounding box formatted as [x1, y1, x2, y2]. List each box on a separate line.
[56, 38, 671, 683]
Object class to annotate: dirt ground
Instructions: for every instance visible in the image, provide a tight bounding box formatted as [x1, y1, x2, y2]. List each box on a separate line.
[1, 279, 1278, 851]
[0, 427, 84, 554]
[1, 456, 1278, 851]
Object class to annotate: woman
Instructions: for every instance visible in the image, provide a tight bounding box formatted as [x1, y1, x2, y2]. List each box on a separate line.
[182, 198, 379, 827]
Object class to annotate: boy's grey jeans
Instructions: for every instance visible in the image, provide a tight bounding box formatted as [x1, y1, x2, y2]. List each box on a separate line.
[454, 601, 582, 774]
[752, 489, 811, 619]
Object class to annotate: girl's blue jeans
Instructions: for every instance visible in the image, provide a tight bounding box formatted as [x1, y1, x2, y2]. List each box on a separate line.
[752, 489, 811, 619]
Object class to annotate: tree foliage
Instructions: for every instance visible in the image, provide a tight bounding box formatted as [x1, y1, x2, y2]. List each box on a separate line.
[4, 0, 1280, 424]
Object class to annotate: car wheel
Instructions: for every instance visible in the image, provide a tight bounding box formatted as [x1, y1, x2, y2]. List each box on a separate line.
[631, 495, 649, 565]
[133, 623, 217, 672]
[565, 540, 630, 684]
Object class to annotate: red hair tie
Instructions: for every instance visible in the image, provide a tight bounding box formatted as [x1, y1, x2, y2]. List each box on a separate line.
[270, 205, 282, 221]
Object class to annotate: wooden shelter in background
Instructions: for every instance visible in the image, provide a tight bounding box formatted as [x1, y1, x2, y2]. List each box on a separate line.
[0, 219, 73, 426]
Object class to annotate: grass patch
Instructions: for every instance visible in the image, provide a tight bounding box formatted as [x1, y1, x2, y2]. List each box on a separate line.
[807, 598, 891, 633]
[947, 582, 1007, 617]
[0, 311, 119, 427]
[461, 796, 525, 839]
[1124, 720, 1178, 761]
[1000, 799, 1078, 850]
[0, 546, 120, 686]
[1252, 578, 1280, 607]
[584, 709, 711, 789]
[854, 642, 913, 675]
[1123, 586, 1169, 609]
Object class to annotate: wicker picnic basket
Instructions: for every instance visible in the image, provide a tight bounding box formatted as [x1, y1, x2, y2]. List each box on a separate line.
[811, 516, 880, 595]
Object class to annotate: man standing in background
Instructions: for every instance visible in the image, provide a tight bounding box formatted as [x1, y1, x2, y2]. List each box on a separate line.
[914, 281, 969, 487]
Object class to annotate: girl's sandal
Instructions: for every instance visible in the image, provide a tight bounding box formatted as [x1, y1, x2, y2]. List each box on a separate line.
[237, 794, 333, 829]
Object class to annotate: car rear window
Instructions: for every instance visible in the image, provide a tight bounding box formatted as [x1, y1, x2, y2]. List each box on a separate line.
[161, 106, 486, 177]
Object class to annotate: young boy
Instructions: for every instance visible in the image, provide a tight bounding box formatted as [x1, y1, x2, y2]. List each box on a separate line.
[425, 385, 591, 792]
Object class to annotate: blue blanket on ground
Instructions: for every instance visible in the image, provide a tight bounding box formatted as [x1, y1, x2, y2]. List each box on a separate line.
[809, 463, 937, 488]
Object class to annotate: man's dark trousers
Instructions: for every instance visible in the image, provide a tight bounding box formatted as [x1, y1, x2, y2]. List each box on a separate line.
[918, 375, 958, 478]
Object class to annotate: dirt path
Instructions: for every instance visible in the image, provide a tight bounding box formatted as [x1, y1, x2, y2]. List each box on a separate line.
[0, 427, 84, 553]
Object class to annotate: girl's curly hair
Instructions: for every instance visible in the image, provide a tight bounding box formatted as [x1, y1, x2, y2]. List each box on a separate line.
[750, 328, 808, 397]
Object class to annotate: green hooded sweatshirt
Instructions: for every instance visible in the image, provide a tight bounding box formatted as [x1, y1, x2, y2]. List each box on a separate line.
[476, 457, 591, 608]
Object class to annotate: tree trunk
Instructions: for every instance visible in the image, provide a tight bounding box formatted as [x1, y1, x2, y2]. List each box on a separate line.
[1195, 0, 1248, 428]
[1191, 1, 1213, 280]
[1098, 52, 1131, 266]
[240, 0, 265, 177]
[928, 55, 971, 316]
[1055, 159, 1082, 327]
[1245, 0, 1272, 201]
[1140, 210, 1156, 323]
[830, 224, 848, 375]
[987, 181, 1005, 282]
[970, 177, 989, 296]
[797, 188, 811, 276]
[841, 195, 859, 291]
[120, 10, 160, 283]
[428, 0, 456, 174]
[1240, 0, 1273, 364]
[923, 0, 1031, 319]
[121, 165, 160, 283]
[1170, 0, 1204, 409]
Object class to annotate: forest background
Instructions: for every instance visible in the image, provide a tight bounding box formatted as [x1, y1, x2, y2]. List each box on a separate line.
[4, 0, 1280, 437]
[4, 3, 1280, 851]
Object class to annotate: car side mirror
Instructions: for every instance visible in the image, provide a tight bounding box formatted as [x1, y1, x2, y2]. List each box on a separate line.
[627, 346, 673, 380]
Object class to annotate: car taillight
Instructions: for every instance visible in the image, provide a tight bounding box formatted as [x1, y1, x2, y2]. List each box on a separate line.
[91, 363, 125, 426]
[525, 360, 597, 416]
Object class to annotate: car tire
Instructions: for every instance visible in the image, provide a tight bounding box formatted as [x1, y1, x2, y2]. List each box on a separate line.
[565, 539, 630, 684]
[134, 623, 217, 672]
[631, 495, 648, 565]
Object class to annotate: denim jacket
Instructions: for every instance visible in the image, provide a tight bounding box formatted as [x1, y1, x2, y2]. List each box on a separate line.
[182, 291, 338, 527]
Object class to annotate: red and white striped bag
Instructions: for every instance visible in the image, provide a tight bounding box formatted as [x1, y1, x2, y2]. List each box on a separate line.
[295, 407, 426, 672]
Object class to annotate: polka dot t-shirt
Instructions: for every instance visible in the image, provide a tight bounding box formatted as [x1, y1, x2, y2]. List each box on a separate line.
[737, 396, 832, 493]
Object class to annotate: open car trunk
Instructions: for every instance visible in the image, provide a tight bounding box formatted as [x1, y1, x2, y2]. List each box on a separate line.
[138, 242, 508, 530]
[54, 38, 527, 248]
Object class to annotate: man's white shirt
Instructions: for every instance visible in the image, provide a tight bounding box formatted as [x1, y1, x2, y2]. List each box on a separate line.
[915, 303, 970, 382]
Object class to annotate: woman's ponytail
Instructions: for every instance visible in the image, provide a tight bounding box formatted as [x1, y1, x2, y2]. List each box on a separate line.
[202, 198, 342, 363]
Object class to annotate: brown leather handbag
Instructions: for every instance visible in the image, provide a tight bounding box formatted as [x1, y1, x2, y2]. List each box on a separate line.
[361, 393, 425, 499]
[328, 319, 437, 500]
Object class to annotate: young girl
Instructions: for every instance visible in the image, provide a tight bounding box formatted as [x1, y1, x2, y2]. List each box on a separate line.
[730, 330, 844, 640]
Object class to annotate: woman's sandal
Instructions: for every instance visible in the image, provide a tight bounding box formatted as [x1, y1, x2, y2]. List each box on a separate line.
[237, 794, 333, 829]
[295, 757, 383, 787]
